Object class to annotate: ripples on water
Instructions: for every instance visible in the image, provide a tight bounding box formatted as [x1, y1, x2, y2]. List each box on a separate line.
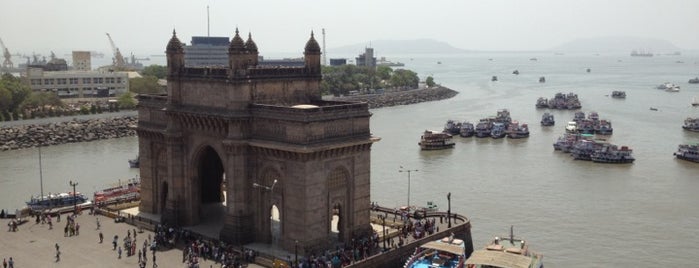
[1, 53, 698, 266]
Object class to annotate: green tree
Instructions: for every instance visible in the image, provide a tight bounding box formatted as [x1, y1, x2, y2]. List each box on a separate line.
[0, 73, 32, 113]
[21, 91, 63, 110]
[117, 91, 137, 109]
[426, 76, 436, 87]
[376, 65, 393, 81]
[140, 65, 167, 79]
[390, 69, 419, 89]
[129, 76, 162, 94]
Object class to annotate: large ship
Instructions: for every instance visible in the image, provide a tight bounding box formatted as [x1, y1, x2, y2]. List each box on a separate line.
[591, 144, 635, 164]
[630, 50, 653, 57]
[93, 178, 141, 204]
[465, 227, 543, 268]
[419, 130, 455, 150]
[682, 117, 699, 132]
[403, 235, 467, 268]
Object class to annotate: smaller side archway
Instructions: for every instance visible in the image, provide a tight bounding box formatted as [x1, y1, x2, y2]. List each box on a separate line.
[327, 167, 350, 242]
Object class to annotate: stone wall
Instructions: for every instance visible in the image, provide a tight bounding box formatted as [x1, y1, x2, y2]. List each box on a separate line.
[0, 116, 137, 151]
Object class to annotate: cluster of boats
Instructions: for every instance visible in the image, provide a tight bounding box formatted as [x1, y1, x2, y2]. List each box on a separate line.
[683, 117, 699, 132]
[442, 109, 530, 140]
[535, 92, 581, 110]
[404, 227, 543, 268]
[657, 82, 680, 92]
[564, 111, 613, 135]
[553, 133, 635, 164]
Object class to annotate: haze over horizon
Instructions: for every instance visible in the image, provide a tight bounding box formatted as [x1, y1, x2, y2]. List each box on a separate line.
[2, 0, 698, 57]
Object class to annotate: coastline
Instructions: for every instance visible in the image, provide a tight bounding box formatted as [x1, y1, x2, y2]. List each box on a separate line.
[329, 85, 459, 109]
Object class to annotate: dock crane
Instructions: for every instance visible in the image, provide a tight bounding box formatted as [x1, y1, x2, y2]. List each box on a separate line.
[0, 37, 14, 69]
[105, 33, 125, 68]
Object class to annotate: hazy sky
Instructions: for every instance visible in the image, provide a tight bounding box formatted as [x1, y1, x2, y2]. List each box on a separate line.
[2, 0, 698, 56]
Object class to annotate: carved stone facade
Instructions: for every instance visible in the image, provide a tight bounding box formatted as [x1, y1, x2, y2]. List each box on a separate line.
[137, 28, 376, 253]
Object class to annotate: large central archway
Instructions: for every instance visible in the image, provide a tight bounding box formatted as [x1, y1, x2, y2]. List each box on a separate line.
[196, 146, 227, 233]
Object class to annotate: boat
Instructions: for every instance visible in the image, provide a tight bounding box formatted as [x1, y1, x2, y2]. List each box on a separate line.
[591, 144, 635, 164]
[682, 117, 699, 132]
[404, 235, 467, 268]
[530, 58, 538, 61]
[586, 68, 591, 73]
[512, 70, 519, 75]
[657, 82, 680, 92]
[630, 50, 653, 57]
[540, 113, 554, 126]
[553, 133, 588, 152]
[565, 121, 578, 133]
[459, 122, 475, 137]
[595, 120, 613, 135]
[570, 139, 603, 161]
[507, 121, 529, 139]
[587, 111, 599, 122]
[93, 177, 141, 204]
[465, 226, 543, 268]
[491, 76, 498, 82]
[688, 77, 699, 84]
[376, 57, 405, 67]
[419, 130, 455, 150]
[490, 122, 507, 139]
[692, 97, 699, 107]
[611, 91, 626, 98]
[674, 144, 699, 163]
[649, 107, 658, 111]
[444, 120, 462, 135]
[475, 119, 493, 138]
[26, 192, 90, 211]
[535, 97, 548, 108]
[545, 92, 581, 110]
[128, 155, 139, 168]
[538, 77, 545, 83]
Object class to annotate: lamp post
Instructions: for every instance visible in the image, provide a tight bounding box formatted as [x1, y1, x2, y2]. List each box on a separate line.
[399, 166, 418, 209]
[69, 180, 78, 214]
[447, 192, 452, 228]
[295, 240, 298, 266]
[378, 214, 387, 250]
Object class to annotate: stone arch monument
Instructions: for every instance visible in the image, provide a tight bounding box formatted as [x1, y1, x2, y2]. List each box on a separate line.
[136, 28, 377, 253]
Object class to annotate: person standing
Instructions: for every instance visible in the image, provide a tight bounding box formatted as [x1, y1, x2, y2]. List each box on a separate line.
[3, 258, 7, 268]
[96, 217, 100, 230]
[99, 232, 104, 243]
[7, 257, 13, 268]
[118, 246, 122, 259]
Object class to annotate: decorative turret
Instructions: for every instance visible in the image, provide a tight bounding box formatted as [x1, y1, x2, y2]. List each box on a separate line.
[228, 28, 247, 76]
[245, 32, 259, 66]
[166, 29, 185, 76]
[304, 31, 321, 75]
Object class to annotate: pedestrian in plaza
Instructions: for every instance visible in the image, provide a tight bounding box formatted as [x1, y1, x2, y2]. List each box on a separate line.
[3, 258, 7, 268]
[75, 222, 80, 235]
[99, 232, 104, 243]
[118, 246, 122, 259]
[138, 249, 142, 263]
[96, 217, 100, 230]
[7, 257, 13, 268]
[113, 235, 118, 250]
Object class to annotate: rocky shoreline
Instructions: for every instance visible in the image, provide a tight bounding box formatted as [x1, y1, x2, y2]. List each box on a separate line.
[330, 85, 459, 109]
[0, 116, 138, 151]
[0, 86, 458, 150]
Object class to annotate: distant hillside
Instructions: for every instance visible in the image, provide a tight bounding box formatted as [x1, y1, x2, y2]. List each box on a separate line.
[330, 39, 469, 55]
[551, 36, 682, 53]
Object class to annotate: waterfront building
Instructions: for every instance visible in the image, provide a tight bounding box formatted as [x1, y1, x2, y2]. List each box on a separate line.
[23, 67, 129, 98]
[137, 28, 376, 254]
[329, 58, 347, 66]
[355, 47, 376, 67]
[72, 51, 92, 71]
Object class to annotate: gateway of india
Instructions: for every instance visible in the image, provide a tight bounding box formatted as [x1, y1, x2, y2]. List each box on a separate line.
[135, 28, 377, 254]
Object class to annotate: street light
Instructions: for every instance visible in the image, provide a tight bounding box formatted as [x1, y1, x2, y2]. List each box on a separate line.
[378, 214, 387, 250]
[295, 240, 298, 266]
[447, 192, 451, 228]
[69, 180, 78, 214]
[399, 166, 418, 209]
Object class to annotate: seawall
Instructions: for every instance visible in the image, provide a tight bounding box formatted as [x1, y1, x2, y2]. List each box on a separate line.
[330, 85, 459, 109]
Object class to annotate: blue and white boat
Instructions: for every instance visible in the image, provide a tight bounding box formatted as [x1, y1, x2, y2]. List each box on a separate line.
[26, 192, 89, 211]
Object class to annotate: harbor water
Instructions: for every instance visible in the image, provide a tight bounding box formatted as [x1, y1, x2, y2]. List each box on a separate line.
[1, 52, 699, 267]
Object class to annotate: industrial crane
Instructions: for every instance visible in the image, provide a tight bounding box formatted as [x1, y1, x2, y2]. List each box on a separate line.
[0, 37, 14, 69]
[105, 33, 125, 68]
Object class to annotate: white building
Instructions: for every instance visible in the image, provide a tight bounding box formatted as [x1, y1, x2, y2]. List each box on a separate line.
[24, 67, 129, 98]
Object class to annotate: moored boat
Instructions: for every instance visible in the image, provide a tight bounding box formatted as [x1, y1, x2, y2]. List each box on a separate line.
[674, 144, 699, 163]
[459, 122, 475, 137]
[26, 192, 89, 212]
[93, 177, 141, 204]
[507, 121, 529, 139]
[128, 155, 140, 168]
[465, 227, 543, 268]
[419, 130, 456, 150]
[404, 235, 467, 268]
[475, 119, 493, 138]
[535, 97, 548, 108]
[682, 117, 699, 132]
[595, 120, 613, 135]
[540, 113, 554, 126]
[490, 123, 507, 139]
[688, 77, 699, 84]
[591, 144, 635, 164]
[444, 120, 462, 135]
